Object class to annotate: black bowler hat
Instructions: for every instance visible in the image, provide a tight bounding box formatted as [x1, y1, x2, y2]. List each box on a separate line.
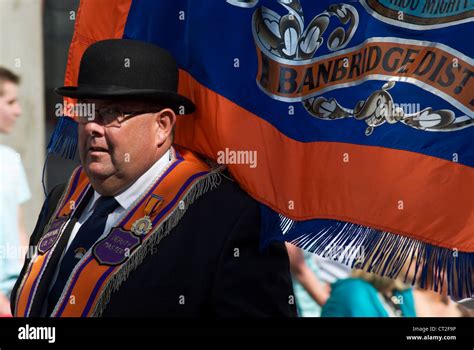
[55, 39, 195, 114]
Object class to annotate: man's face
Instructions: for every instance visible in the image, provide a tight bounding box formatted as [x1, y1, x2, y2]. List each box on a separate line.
[0, 82, 22, 134]
[78, 99, 170, 195]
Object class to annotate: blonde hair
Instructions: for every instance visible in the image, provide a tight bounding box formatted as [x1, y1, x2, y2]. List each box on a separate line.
[351, 269, 410, 293]
[349, 235, 418, 293]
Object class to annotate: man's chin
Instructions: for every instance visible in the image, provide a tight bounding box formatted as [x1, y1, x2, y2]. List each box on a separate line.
[84, 162, 115, 180]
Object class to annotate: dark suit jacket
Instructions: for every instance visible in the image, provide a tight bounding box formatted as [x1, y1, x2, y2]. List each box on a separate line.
[11, 175, 297, 317]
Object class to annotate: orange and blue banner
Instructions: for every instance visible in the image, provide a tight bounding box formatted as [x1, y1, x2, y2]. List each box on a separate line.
[49, 0, 474, 298]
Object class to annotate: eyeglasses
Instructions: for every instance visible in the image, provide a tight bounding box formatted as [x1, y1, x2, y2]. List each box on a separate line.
[75, 106, 162, 128]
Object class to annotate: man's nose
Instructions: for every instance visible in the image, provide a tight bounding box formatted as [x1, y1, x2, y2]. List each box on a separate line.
[83, 119, 106, 137]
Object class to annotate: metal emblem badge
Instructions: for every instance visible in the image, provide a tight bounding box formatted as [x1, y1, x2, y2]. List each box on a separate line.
[131, 216, 153, 236]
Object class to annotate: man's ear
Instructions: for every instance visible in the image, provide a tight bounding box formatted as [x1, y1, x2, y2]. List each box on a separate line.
[155, 108, 176, 146]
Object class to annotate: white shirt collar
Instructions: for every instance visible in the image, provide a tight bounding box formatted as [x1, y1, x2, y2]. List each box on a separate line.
[90, 147, 172, 211]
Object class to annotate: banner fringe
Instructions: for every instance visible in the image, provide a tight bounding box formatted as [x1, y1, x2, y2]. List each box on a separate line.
[284, 220, 473, 299]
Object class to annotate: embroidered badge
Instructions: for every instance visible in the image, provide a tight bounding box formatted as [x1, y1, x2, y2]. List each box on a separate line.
[93, 227, 141, 266]
[38, 216, 69, 254]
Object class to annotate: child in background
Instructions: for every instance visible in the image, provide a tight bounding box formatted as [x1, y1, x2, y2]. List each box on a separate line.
[0, 67, 31, 316]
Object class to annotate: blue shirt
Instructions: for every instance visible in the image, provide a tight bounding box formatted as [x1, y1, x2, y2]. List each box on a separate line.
[0, 145, 31, 297]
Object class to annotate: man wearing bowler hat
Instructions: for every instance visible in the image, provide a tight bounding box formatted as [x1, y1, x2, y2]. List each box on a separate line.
[11, 39, 296, 317]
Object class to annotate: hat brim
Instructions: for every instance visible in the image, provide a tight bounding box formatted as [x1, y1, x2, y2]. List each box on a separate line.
[55, 85, 196, 115]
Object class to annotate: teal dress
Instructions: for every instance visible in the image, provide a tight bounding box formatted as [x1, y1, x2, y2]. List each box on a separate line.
[321, 278, 416, 317]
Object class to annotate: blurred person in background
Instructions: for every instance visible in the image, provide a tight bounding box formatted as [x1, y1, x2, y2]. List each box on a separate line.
[321, 270, 416, 317]
[321, 256, 473, 317]
[286, 243, 331, 317]
[0, 67, 31, 316]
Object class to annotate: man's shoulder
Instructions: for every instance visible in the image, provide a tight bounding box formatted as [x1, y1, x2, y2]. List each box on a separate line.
[29, 183, 67, 243]
[46, 183, 67, 206]
[196, 173, 259, 213]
